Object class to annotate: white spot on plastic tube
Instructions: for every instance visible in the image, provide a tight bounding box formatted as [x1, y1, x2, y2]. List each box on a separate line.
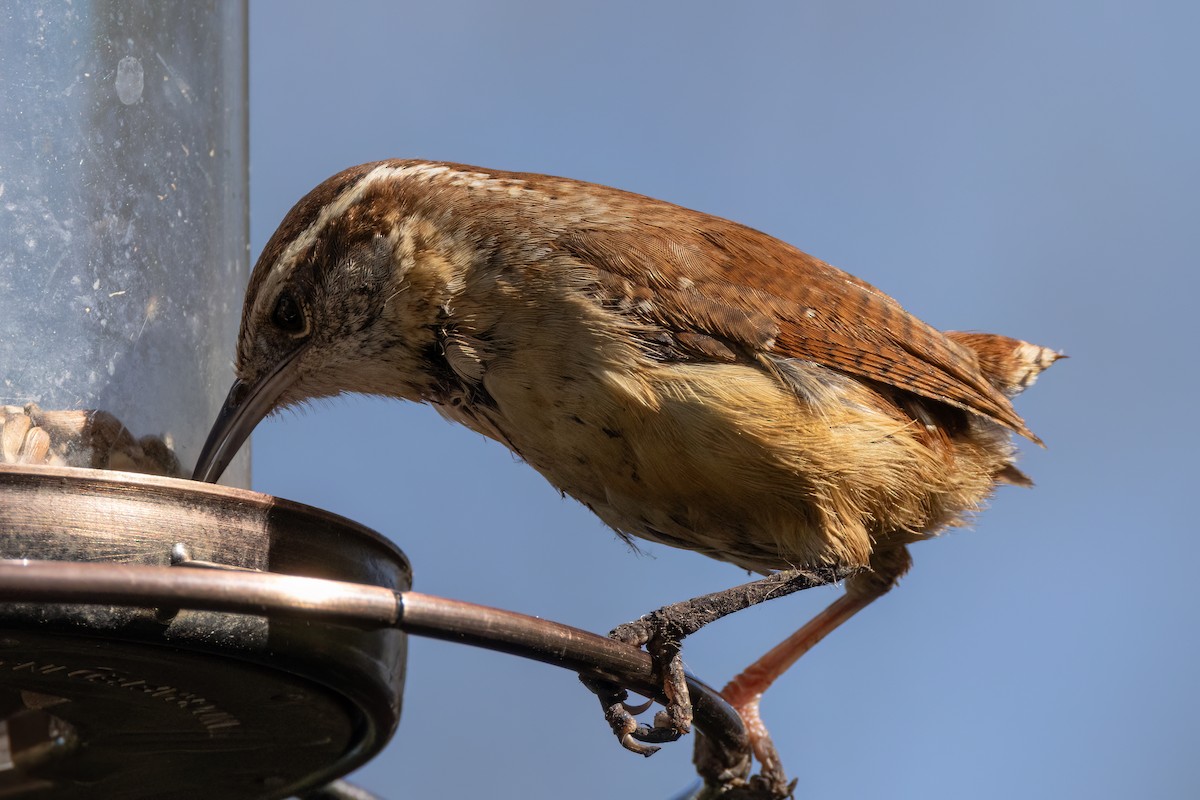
[115, 56, 143, 105]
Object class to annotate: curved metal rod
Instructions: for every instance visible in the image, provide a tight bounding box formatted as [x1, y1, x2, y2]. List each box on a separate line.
[0, 559, 747, 761]
[0, 559, 402, 624]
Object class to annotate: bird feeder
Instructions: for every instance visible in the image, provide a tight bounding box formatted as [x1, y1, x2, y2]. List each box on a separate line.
[0, 2, 250, 482]
[0, 4, 751, 799]
[0, 4, 412, 796]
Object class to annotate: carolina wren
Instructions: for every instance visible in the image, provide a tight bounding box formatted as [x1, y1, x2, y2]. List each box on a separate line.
[193, 160, 1059, 791]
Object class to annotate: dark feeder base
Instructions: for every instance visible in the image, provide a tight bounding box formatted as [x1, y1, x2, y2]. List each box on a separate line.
[0, 467, 753, 800]
[0, 466, 410, 800]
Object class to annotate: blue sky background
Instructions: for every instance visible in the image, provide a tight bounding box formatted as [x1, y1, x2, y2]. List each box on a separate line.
[245, 3, 1197, 798]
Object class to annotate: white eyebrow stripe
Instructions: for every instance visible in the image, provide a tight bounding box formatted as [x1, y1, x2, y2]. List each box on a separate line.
[266, 164, 411, 286]
[254, 161, 530, 322]
[264, 162, 529, 285]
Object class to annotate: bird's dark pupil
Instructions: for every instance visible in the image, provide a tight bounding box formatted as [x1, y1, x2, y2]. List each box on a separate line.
[272, 293, 304, 333]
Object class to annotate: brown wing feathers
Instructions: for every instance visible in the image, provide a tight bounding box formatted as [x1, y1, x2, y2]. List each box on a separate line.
[559, 215, 1039, 442]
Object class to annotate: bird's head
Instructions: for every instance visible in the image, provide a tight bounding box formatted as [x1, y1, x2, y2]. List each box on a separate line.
[193, 160, 482, 482]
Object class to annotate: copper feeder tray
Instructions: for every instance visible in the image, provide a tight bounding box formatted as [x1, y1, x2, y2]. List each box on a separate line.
[0, 466, 746, 799]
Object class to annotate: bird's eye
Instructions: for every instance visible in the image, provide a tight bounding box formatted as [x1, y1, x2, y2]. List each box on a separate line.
[271, 292, 308, 337]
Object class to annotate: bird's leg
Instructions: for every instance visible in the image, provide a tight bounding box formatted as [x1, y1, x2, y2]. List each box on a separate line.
[715, 590, 881, 794]
[593, 565, 855, 754]
[711, 546, 911, 793]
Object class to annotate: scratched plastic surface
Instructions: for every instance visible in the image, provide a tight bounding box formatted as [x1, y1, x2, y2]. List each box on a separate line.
[0, 2, 249, 484]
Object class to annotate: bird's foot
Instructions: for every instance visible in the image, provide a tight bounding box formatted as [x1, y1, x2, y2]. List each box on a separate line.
[587, 566, 853, 758]
[607, 615, 695, 744]
[725, 696, 793, 798]
[578, 606, 695, 755]
[579, 676, 681, 756]
[693, 701, 795, 799]
[688, 681, 794, 798]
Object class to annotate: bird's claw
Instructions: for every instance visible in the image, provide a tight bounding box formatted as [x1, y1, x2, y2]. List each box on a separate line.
[610, 617, 694, 736]
[694, 729, 796, 799]
[577, 614, 700, 757]
[621, 696, 654, 716]
[590, 572, 853, 761]
[579, 677, 684, 757]
[611, 703, 685, 757]
[619, 733, 659, 757]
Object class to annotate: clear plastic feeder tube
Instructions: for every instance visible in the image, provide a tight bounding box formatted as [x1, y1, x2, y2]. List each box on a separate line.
[0, 2, 249, 485]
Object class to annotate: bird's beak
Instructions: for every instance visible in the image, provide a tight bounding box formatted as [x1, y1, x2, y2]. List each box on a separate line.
[192, 348, 305, 483]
